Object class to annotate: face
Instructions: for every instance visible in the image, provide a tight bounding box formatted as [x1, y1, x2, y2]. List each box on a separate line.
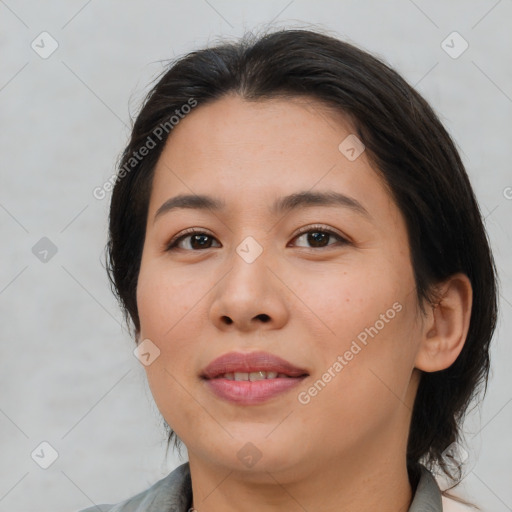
[136, 95, 424, 481]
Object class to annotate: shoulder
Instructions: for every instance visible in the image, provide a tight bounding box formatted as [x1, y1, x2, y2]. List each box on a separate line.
[441, 495, 477, 511]
[76, 462, 192, 512]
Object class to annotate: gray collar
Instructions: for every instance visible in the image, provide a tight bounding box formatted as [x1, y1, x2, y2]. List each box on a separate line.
[409, 465, 443, 511]
[84, 462, 442, 512]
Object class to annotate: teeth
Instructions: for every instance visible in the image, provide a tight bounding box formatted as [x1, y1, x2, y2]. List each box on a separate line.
[221, 371, 283, 381]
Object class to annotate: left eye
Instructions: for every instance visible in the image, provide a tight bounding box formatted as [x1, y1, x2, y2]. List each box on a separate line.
[291, 228, 348, 249]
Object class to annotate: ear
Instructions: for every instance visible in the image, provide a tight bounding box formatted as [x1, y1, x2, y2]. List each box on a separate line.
[414, 273, 473, 372]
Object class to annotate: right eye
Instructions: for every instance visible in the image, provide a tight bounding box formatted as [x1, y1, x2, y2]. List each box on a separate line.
[166, 229, 222, 251]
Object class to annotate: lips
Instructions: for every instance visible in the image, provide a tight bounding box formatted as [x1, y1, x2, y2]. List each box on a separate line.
[201, 351, 309, 405]
[201, 351, 308, 380]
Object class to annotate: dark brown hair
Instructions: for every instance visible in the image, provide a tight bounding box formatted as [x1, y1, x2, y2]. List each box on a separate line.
[106, 28, 498, 499]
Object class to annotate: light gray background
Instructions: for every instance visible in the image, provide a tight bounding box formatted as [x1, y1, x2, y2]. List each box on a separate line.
[1, 1, 511, 511]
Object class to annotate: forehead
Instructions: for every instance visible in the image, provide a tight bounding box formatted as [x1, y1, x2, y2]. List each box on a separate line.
[149, 94, 396, 223]
[159, 94, 358, 163]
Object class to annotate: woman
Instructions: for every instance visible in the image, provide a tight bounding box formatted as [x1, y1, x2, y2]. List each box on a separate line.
[81, 28, 498, 511]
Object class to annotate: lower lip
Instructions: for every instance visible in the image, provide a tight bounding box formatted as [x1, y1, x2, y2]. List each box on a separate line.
[204, 377, 306, 405]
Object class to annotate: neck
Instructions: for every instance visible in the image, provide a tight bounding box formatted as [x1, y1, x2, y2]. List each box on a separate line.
[188, 440, 413, 512]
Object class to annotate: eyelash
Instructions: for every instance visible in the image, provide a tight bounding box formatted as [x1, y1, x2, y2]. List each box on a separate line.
[165, 224, 350, 252]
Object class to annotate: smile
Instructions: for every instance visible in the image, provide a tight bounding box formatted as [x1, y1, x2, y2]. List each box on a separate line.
[216, 371, 294, 381]
[201, 351, 309, 404]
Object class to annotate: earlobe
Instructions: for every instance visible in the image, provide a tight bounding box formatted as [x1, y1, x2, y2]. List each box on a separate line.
[414, 273, 473, 373]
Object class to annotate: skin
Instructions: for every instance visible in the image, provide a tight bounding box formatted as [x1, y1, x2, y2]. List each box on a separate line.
[136, 94, 472, 512]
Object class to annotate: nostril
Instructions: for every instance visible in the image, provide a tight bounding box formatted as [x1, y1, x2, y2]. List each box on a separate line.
[257, 314, 270, 322]
[222, 316, 233, 324]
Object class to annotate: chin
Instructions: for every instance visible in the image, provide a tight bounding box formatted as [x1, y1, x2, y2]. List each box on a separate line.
[194, 431, 305, 476]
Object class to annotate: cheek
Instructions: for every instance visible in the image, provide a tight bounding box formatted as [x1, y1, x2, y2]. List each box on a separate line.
[136, 259, 207, 341]
[292, 259, 419, 402]
[291, 260, 410, 349]
[136, 264, 207, 432]
[136, 262, 199, 382]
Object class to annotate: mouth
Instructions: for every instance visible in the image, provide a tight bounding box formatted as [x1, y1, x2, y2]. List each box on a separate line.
[201, 351, 309, 380]
[200, 351, 309, 405]
[214, 371, 298, 381]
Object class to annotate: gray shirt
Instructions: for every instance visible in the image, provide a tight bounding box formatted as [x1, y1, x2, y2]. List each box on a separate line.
[78, 462, 442, 511]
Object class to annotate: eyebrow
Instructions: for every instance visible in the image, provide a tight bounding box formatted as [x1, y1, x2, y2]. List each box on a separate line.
[153, 190, 370, 223]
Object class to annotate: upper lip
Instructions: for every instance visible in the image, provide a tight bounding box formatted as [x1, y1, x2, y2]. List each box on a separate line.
[201, 351, 309, 379]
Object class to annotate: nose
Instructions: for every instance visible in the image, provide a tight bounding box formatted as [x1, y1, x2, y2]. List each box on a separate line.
[208, 244, 290, 333]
